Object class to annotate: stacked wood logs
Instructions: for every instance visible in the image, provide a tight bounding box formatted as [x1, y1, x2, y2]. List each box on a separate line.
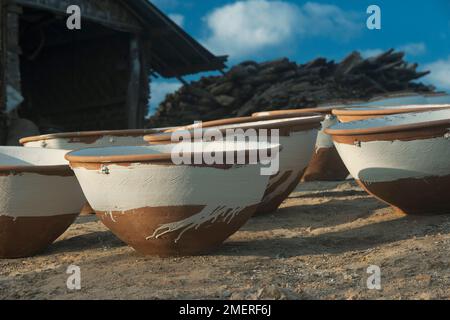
[148, 49, 434, 127]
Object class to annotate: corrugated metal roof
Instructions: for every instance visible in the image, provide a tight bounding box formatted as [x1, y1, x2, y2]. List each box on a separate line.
[125, 0, 228, 78]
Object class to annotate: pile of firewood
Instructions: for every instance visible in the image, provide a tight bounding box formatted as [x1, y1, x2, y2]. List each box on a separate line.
[148, 49, 434, 127]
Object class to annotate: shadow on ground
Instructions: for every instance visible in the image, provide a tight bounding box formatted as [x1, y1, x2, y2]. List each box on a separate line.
[45, 231, 126, 255]
[221, 213, 448, 258]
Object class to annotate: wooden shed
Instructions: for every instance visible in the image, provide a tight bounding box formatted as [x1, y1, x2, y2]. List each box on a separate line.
[0, 0, 227, 143]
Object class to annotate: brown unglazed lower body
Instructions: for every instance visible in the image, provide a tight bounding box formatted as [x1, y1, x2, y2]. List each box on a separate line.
[302, 147, 349, 181]
[0, 213, 78, 258]
[255, 169, 304, 215]
[96, 205, 258, 256]
[356, 174, 450, 215]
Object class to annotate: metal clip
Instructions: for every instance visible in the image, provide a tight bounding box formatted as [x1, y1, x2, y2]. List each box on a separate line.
[353, 140, 361, 147]
[101, 165, 110, 175]
[444, 132, 450, 139]
[41, 140, 48, 148]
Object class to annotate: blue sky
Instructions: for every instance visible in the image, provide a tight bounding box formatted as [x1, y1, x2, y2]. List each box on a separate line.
[149, 0, 450, 114]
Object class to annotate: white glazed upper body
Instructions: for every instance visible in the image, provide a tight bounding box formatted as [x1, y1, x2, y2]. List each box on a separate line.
[68, 142, 279, 212]
[330, 110, 450, 183]
[0, 147, 85, 218]
[69, 142, 277, 241]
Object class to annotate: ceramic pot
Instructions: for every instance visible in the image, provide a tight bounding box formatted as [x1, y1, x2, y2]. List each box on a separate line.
[146, 114, 324, 215]
[325, 109, 450, 215]
[66, 142, 279, 256]
[333, 104, 450, 123]
[252, 107, 349, 181]
[0, 147, 85, 258]
[20, 129, 168, 215]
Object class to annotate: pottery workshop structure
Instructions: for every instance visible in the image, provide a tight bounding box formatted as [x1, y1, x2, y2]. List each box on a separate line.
[0, 0, 227, 144]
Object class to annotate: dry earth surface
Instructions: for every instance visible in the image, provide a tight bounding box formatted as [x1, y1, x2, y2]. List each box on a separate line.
[1, 180, 449, 300]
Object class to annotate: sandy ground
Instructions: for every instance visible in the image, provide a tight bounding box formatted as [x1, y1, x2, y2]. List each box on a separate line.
[1, 180, 449, 300]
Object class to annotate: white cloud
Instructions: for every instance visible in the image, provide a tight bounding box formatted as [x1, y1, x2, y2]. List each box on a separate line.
[298, 2, 360, 39]
[360, 48, 384, 58]
[149, 80, 182, 115]
[360, 42, 427, 59]
[398, 42, 426, 56]
[203, 1, 299, 58]
[202, 0, 361, 59]
[168, 13, 185, 27]
[424, 56, 450, 90]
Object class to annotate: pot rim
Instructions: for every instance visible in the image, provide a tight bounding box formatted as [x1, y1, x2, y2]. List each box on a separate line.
[251, 107, 334, 117]
[325, 113, 450, 137]
[170, 113, 324, 131]
[19, 128, 166, 145]
[332, 104, 450, 117]
[65, 142, 281, 164]
[149, 114, 324, 143]
[251, 94, 450, 120]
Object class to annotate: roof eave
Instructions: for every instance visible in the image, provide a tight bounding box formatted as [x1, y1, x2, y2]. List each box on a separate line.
[125, 0, 228, 77]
